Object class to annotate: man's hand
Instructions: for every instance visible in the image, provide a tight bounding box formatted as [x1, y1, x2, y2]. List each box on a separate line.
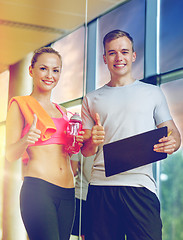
[81, 113, 105, 157]
[91, 113, 105, 146]
[153, 131, 176, 155]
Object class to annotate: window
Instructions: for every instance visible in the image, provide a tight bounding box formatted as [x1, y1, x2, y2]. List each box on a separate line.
[0, 125, 6, 239]
[160, 79, 183, 240]
[0, 70, 9, 122]
[97, 0, 145, 88]
[51, 27, 85, 104]
[0, 70, 9, 239]
[160, 0, 183, 73]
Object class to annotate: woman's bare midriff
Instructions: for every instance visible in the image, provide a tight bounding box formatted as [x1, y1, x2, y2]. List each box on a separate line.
[23, 144, 74, 188]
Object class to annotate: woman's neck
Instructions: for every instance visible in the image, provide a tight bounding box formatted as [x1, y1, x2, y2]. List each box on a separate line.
[30, 91, 51, 104]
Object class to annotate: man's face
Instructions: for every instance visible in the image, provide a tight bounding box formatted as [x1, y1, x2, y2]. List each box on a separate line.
[103, 36, 136, 79]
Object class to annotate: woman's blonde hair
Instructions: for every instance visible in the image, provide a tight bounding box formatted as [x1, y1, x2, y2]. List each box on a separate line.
[31, 47, 62, 68]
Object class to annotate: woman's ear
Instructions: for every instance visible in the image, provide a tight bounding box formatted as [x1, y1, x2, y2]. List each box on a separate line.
[29, 65, 33, 77]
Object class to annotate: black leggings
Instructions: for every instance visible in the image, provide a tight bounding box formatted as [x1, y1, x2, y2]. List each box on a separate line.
[20, 177, 75, 240]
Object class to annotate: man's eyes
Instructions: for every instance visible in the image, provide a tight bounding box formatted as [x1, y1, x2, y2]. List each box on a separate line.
[108, 51, 129, 55]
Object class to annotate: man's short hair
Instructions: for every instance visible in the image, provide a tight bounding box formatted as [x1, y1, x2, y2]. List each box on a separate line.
[103, 30, 134, 54]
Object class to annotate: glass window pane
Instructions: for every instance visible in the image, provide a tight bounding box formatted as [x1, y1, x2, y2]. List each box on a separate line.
[161, 79, 183, 143]
[160, 79, 183, 240]
[97, 0, 145, 88]
[0, 124, 6, 239]
[160, 0, 183, 73]
[51, 27, 85, 103]
[66, 105, 81, 116]
[0, 70, 9, 122]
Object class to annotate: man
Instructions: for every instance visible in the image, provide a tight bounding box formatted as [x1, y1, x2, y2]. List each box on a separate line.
[81, 30, 181, 240]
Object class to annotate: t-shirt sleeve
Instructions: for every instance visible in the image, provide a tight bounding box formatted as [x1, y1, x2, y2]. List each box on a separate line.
[70, 152, 80, 161]
[153, 87, 172, 126]
[81, 95, 95, 130]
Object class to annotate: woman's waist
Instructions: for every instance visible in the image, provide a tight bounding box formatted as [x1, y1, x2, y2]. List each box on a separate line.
[24, 164, 74, 188]
[22, 177, 75, 199]
[24, 149, 74, 187]
[27, 144, 69, 159]
[26, 153, 72, 174]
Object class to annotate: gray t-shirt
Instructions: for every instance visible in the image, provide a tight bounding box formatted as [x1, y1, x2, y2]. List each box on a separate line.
[81, 80, 172, 194]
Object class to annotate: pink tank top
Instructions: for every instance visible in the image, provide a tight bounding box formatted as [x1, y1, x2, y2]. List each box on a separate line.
[22, 103, 69, 146]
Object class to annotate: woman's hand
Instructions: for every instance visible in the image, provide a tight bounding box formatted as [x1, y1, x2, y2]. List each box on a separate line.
[75, 130, 85, 148]
[23, 114, 41, 145]
[6, 102, 41, 162]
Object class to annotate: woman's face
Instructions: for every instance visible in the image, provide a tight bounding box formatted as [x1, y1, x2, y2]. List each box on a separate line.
[29, 53, 62, 92]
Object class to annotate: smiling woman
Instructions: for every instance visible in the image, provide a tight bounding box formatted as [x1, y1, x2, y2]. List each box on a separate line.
[5, 47, 84, 240]
[29, 48, 62, 94]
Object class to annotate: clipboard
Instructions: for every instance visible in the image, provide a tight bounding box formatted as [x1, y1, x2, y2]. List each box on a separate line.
[103, 126, 167, 177]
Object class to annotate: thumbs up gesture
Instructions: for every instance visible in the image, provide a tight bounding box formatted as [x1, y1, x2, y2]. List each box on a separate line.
[91, 113, 105, 146]
[24, 114, 41, 145]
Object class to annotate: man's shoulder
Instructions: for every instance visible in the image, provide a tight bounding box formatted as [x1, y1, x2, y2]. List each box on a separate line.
[136, 80, 160, 91]
[85, 85, 106, 97]
[136, 80, 155, 86]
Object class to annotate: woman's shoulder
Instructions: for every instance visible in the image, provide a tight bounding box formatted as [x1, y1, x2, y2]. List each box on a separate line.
[7, 98, 25, 125]
[8, 99, 21, 111]
[53, 102, 68, 117]
[9, 95, 31, 106]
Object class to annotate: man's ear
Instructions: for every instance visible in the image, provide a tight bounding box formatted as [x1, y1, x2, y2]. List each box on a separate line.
[132, 52, 137, 63]
[29, 65, 33, 77]
[103, 54, 107, 64]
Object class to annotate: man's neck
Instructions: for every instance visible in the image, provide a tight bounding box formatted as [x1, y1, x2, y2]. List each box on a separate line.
[107, 75, 135, 87]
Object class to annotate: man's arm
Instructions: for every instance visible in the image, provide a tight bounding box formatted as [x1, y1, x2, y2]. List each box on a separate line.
[81, 113, 105, 157]
[154, 119, 181, 154]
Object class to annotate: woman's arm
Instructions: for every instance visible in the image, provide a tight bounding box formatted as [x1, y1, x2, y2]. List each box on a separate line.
[70, 160, 79, 177]
[6, 101, 41, 162]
